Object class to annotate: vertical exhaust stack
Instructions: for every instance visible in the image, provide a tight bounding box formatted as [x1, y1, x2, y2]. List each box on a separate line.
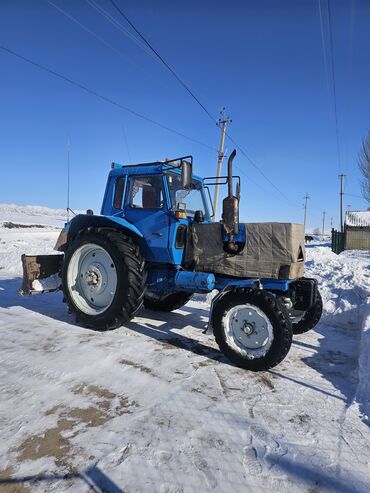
[222, 149, 239, 252]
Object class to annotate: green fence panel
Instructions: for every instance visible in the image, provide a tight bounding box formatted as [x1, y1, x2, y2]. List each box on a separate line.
[331, 229, 345, 254]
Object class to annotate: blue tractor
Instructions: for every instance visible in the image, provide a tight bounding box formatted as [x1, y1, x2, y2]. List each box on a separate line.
[20, 150, 322, 371]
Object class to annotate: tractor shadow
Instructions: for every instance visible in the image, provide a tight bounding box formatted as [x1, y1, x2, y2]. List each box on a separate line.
[0, 276, 71, 322]
[0, 464, 124, 493]
[125, 303, 228, 363]
[0, 276, 230, 366]
[0, 277, 365, 414]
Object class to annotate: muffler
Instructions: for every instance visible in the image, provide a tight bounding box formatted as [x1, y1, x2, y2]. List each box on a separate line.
[222, 149, 239, 251]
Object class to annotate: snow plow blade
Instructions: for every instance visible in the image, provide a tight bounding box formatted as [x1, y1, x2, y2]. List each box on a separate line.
[19, 254, 64, 295]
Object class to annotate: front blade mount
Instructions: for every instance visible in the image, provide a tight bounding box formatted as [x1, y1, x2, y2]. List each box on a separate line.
[19, 254, 64, 295]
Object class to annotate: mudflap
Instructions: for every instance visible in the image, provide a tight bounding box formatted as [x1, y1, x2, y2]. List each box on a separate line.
[19, 254, 64, 295]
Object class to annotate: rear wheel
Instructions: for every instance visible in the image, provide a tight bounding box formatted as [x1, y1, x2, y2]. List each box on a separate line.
[62, 230, 146, 330]
[212, 289, 292, 371]
[292, 290, 323, 335]
[144, 291, 193, 312]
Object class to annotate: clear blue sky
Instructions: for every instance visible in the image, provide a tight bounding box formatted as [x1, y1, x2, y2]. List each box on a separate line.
[0, 0, 369, 231]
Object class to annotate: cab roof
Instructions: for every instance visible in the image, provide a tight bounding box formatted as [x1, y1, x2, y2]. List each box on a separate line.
[109, 160, 203, 182]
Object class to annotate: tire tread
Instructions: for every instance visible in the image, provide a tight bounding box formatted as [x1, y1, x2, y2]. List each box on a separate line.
[62, 229, 146, 331]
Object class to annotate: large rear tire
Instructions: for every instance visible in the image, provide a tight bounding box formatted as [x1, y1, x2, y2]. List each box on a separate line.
[62, 230, 146, 330]
[212, 289, 293, 371]
[143, 291, 193, 312]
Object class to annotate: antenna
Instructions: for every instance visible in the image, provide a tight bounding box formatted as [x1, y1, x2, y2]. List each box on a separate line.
[67, 136, 71, 222]
[303, 193, 310, 233]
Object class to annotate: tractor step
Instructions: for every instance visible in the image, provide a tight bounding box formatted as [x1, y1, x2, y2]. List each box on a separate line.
[19, 254, 63, 295]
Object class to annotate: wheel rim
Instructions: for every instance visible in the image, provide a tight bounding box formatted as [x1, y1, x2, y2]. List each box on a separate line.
[223, 303, 274, 359]
[67, 243, 118, 315]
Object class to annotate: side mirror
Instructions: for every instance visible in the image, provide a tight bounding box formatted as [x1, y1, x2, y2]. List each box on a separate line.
[181, 159, 192, 190]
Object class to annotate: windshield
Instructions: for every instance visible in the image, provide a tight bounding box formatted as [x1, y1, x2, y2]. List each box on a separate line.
[166, 173, 207, 218]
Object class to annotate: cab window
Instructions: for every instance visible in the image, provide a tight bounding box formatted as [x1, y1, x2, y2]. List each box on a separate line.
[129, 175, 164, 209]
[166, 173, 207, 218]
[113, 177, 125, 209]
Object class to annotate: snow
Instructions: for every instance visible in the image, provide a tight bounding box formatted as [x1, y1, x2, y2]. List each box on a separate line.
[32, 274, 62, 292]
[345, 210, 370, 227]
[0, 203, 84, 228]
[357, 307, 370, 423]
[0, 206, 369, 493]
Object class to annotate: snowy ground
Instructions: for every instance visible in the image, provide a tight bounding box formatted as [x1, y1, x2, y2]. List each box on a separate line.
[0, 205, 369, 493]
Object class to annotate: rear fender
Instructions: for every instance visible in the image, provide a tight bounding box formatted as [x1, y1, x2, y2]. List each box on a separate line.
[54, 214, 143, 251]
[206, 282, 258, 335]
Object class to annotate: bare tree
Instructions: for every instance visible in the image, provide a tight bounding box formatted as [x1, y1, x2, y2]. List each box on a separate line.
[358, 133, 370, 204]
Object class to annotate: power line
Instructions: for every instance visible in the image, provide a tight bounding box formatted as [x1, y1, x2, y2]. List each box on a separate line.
[0, 45, 217, 152]
[225, 132, 300, 208]
[345, 192, 364, 200]
[85, 0, 157, 61]
[46, 0, 135, 67]
[46, 0, 174, 96]
[327, 0, 342, 171]
[108, 0, 217, 125]
[93, 0, 299, 206]
[318, 0, 331, 98]
[13, 5, 301, 208]
[318, 0, 342, 172]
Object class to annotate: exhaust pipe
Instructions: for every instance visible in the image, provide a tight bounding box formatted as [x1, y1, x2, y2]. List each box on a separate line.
[227, 149, 236, 197]
[222, 149, 239, 251]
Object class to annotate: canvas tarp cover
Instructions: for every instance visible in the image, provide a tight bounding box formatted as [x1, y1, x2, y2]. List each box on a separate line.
[184, 222, 305, 279]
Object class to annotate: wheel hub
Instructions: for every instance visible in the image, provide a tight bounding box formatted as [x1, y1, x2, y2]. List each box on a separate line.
[242, 320, 255, 335]
[225, 304, 274, 358]
[86, 269, 99, 286]
[67, 244, 118, 315]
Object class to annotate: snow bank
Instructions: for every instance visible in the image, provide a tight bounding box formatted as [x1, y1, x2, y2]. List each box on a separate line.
[0, 203, 72, 218]
[305, 246, 370, 422]
[305, 246, 369, 329]
[0, 203, 84, 227]
[356, 304, 370, 423]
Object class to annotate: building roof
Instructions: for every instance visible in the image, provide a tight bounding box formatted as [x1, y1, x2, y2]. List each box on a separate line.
[345, 210, 370, 227]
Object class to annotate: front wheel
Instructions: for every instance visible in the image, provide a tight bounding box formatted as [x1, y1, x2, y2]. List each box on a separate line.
[62, 231, 146, 330]
[212, 289, 293, 371]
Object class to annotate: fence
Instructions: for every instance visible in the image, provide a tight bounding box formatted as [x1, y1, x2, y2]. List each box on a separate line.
[331, 229, 345, 254]
[332, 227, 370, 254]
[345, 228, 370, 251]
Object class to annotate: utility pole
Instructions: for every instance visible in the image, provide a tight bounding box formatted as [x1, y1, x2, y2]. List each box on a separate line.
[213, 108, 232, 221]
[347, 204, 351, 212]
[303, 193, 310, 233]
[339, 174, 346, 232]
[322, 210, 326, 235]
[330, 217, 333, 230]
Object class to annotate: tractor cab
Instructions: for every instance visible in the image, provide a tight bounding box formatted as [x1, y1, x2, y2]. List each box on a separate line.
[100, 157, 214, 265]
